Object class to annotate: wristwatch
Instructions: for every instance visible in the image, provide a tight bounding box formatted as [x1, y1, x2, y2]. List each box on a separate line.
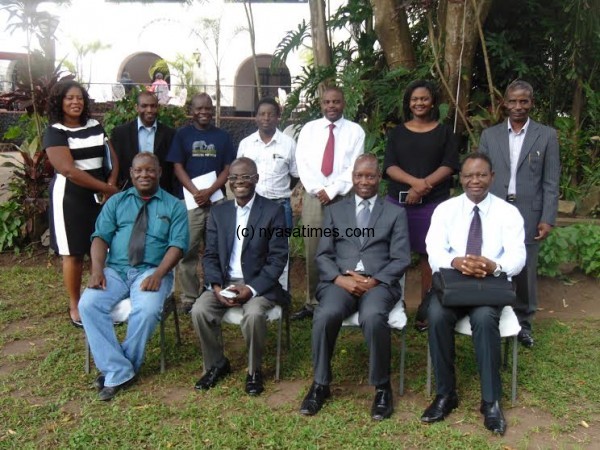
[493, 263, 502, 277]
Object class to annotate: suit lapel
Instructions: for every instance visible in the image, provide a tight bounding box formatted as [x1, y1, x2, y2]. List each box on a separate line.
[517, 119, 541, 169]
[154, 124, 165, 155]
[128, 121, 139, 155]
[224, 201, 236, 257]
[497, 121, 511, 169]
[242, 195, 263, 254]
[342, 197, 361, 248]
[362, 196, 383, 247]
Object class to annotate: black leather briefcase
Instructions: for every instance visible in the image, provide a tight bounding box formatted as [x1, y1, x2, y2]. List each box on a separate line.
[432, 268, 516, 307]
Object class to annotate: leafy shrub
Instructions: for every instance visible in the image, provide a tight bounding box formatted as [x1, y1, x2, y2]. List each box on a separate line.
[0, 201, 24, 252]
[538, 224, 600, 277]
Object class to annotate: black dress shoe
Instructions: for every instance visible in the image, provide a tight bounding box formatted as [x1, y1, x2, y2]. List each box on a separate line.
[371, 386, 394, 421]
[517, 330, 534, 348]
[98, 376, 137, 401]
[291, 307, 313, 321]
[480, 400, 507, 435]
[420, 392, 459, 423]
[245, 370, 264, 396]
[93, 375, 105, 391]
[299, 382, 331, 416]
[195, 359, 231, 390]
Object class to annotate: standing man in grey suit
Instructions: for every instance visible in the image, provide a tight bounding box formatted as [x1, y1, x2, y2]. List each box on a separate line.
[110, 91, 176, 194]
[479, 80, 560, 348]
[299, 154, 410, 420]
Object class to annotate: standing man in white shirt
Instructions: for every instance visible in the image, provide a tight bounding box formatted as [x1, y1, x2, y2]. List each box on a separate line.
[237, 97, 298, 229]
[292, 87, 365, 321]
[421, 153, 526, 436]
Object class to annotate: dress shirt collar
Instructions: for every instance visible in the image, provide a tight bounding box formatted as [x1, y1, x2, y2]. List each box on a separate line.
[462, 192, 492, 217]
[124, 186, 163, 202]
[137, 117, 157, 131]
[507, 118, 529, 135]
[235, 193, 256, 212]
[251, 129, 282, 145]
[321, 115, 346, 129]
[354, 194, 377, 210]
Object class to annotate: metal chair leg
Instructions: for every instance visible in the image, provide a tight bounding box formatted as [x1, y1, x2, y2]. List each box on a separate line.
[84, 334, 91, 374]
[275, 313, 283, 381]
[511, 335, 518, 406]
[159, 315, 166, 374]
[426, 344, 432, 397]
[399, 328, 406, 396]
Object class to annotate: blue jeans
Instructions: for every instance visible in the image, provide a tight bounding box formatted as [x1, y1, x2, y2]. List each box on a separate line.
[79, 267, 174, 387]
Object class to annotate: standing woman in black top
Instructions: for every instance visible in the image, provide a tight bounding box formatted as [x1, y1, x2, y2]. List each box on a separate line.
[383, 80, 459, 329]
[44, 80, 119, 327]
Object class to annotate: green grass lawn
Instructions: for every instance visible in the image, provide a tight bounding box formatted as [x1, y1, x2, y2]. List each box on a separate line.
[0, 262, 598, 449]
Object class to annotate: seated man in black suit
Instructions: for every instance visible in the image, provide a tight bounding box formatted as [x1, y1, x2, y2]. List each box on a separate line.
[421, 153, 526, 435]
[110, 90, 176, 193]
[299, 154, 411, 420]
[191, 157, 288, 396]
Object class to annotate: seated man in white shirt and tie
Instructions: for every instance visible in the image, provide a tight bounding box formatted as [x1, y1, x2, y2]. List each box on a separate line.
[421, 153, 526, 435]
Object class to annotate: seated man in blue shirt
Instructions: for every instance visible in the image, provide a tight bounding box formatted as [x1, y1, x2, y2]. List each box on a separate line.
[80, 152, 189, 401]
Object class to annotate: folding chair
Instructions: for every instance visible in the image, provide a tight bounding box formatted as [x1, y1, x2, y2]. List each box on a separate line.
[340, 275, 408, 395]
[84, 291, 181, 374]
[426, 305, 521, 405]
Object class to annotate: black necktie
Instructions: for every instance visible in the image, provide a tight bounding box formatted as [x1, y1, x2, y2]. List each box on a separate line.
[128, 200, 149, 266]
[465, 205, 482, 256]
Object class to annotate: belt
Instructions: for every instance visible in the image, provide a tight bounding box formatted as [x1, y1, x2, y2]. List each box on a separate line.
[350, 272, 372, 277]
[506, 194, 517, 202]
[270, 197, 290, 204]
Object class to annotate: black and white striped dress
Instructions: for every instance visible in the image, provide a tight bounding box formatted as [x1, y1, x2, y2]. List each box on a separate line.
[43, 119, 106, 256]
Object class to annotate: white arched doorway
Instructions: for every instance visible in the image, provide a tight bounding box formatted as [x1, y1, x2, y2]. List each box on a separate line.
[233, 54, 291, 115]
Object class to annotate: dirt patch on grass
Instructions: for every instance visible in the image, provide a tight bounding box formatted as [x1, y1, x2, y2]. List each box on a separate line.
[266, 379, 305, 408]
[1, 337, 47, 357]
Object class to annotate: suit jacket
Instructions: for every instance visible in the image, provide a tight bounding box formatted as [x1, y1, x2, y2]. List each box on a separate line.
[316, 195, 411, 296]
[203, 194, 289, 304]
[110, 119, 176, 194]
[479, 119, 560, 243]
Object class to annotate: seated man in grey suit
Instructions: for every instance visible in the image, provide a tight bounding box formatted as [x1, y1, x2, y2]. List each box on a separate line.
[479, 80, 560, 348]
[421, 153, 526, 435]
[299, 154, 411, 420]
[191, 157, 288, 396]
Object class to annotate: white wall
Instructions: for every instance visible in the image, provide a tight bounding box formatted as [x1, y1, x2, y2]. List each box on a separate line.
[0, 0, 347, 104]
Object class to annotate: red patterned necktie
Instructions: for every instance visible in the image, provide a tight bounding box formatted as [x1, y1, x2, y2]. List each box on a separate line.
[321, 123, 335, 176]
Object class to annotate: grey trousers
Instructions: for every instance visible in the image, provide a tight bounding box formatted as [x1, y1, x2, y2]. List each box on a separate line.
[427, 294, 502, 402]
[191, 290, 275, 373]
[312, 283, 397, 386]
[178, 205, 210, 304]
[514, 242, 539, 332]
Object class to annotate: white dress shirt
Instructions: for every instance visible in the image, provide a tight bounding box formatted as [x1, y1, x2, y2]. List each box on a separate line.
[507, 118, 529, 195]
[137, 117, 157, 153]
[228, 195, 257, 296]
[426, 193, 526, 278]
[237, 129, 298, 199]
[296, 116, 365, 199]
[354, 194, 375, 272]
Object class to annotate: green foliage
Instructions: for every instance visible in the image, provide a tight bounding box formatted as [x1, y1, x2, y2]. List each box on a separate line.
[538, 224, 600, 277]
[102, 88, 188, 136]
[0, 201, 24, 252]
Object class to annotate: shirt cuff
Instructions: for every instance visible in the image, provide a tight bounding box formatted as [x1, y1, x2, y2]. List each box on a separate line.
[247, 285, 257, 298]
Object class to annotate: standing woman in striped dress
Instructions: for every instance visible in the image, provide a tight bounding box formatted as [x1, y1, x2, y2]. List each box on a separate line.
[44, 80, 119, 327]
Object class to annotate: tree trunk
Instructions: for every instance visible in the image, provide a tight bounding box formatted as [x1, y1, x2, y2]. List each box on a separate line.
[441, 0, 492, 134]
[371, 0, 415, 69]
[309, 0, 331, 68]
[243, 0, 262, 102]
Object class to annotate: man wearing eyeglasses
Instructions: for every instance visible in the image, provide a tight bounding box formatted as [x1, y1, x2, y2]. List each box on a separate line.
[190, 157, 288, 396]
